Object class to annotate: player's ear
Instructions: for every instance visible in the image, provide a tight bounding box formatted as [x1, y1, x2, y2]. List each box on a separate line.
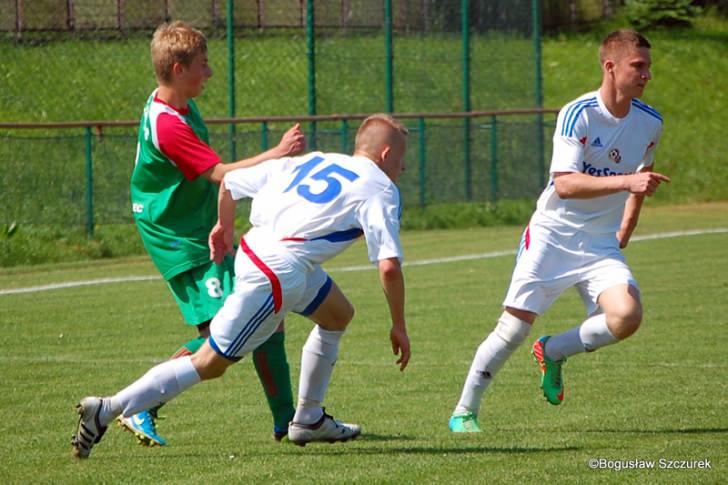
[380, 145, 391, 162]
[171, 61, 185, 77]
[604, 59, 615, 74]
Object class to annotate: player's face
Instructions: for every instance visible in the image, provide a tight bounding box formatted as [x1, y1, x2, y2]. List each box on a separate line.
[181, 51, 213, 97]
[613, 47, 652, 98]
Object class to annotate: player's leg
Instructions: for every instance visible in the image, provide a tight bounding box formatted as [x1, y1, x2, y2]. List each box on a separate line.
[451, 223, 566, 430]
[118, 265, 222, 447]
[249, 263, 334, 442]
[450, 308, 534, 432]
[536, 251, 640, 404]
[288, 276, 360, 445]
[251, 320, 295, 441]
[543, 283, 641, 361]
[72, 342, 232, 459]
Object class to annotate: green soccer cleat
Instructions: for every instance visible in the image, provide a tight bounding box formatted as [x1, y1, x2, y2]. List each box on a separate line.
[448, 411, 482, 433]
[532, 336, 565, 405]
[117, 410, 167, 447]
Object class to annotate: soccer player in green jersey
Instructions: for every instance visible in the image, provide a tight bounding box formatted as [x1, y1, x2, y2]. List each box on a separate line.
[124, 21, 304, 445]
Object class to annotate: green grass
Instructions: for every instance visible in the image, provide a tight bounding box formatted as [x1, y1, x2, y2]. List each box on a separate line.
[1, 204, 726, 483]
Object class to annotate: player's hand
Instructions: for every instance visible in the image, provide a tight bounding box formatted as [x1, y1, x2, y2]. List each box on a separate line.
[617, 227, 632, 249]
[277, 123, 306, 156]
[627, 171, 670, 196]
[390, 325, 411, 371]
[209, 222, 234, 264]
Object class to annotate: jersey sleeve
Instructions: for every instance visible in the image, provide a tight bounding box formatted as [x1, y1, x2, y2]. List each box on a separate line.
[156, 112, 221, 180]
[550, 106, 588, 173]
[356, 185, 404, 263]
[223, 158, 283, 201]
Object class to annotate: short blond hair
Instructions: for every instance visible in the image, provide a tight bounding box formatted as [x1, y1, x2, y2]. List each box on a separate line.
[150, 21, 207, 84]
[354, 113, 408, 155]
[599, 29, 651, 65]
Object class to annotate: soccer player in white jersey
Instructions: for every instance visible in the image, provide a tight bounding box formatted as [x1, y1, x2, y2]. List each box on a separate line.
[72, 114, 411, 458]
[449, 29, 670, 432]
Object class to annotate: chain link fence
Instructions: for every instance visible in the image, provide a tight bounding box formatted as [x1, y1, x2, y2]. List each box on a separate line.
[1, 0, 563, 231]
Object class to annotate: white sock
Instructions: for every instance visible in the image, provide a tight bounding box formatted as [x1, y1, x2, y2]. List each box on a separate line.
[294, 326, 344, 424]
[102, 356, 201, 425]
[545, 313, 618, 361]
[455, 312, 531, 415]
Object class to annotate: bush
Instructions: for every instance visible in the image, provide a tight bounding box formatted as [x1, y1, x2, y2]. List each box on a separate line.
[693, 0, 728, 17]
[625, 0, 701, 29]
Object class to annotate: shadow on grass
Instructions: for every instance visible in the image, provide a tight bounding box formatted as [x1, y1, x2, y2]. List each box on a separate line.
[581, 427, 728, 435]
[279, 436, 581, 457]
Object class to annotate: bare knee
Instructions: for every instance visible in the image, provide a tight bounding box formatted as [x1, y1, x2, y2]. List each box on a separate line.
[190, 342, 234, 380]
[606, 302, 642, 339]
[334, 300, 355, 327]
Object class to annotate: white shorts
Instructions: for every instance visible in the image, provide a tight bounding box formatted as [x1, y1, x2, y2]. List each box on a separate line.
[503, 222, 639, 316]
[209, 239, 332, 361]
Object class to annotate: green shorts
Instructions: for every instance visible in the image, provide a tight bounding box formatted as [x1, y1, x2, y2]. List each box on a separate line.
[167, 255, 235, 326]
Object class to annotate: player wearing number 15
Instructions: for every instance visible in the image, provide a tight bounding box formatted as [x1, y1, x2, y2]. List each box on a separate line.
[72, 114, 411, 457]
[123, 21, 304, 447]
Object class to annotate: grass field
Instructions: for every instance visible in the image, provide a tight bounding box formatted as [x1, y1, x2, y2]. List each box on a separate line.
[1, 203, 726, 483]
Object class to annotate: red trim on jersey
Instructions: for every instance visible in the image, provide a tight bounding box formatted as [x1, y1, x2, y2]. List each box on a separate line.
[156, 112, 221, 181]
[153, 93, 190, 115]
[525, 224, 531, 250]
[280, 237, 307, 242]
[240, 237, 282, 313]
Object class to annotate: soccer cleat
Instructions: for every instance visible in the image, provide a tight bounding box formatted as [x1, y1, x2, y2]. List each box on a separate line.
[448, 411, 482, 433]
[532, 336, 565, 405]
[287, 409, 361, 447]
[71, 397, 108, 459]
[117, 410, 168, 447]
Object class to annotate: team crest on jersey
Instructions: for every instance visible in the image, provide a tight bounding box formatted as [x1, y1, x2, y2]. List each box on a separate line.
[609, 148, 622, 164]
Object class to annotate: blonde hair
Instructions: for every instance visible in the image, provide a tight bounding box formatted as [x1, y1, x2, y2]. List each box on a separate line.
[354, 113, 408, 156]
[150, 21, 207, 84]
[599, 29, 651, 65]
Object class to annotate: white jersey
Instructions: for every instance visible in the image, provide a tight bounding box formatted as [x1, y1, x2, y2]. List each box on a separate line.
[533, 90, 662, 234]
[223, 152, 403, 270]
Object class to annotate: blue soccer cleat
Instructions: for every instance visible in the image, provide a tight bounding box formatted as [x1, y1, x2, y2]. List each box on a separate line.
[117, 410, 168, 447]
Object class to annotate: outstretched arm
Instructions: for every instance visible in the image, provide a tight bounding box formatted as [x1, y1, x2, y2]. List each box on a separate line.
[209, 180, 237, 264]
[201, 123, 305, 184]
[553, 169, 670, 199]
[378, 257, 410, 371]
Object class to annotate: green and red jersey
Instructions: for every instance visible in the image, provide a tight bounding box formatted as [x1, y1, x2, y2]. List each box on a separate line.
[131, 90, 221, 280]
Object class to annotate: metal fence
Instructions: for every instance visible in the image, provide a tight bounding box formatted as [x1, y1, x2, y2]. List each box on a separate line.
[1, 0, 623, 35]
[0, 110, 557, 235]
[1, 0, 552, 233]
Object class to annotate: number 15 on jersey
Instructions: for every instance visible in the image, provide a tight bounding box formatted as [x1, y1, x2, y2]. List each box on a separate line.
[284, 156, 360, 204]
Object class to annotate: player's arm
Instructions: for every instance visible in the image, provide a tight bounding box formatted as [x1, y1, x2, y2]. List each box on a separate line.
[553, 170, 670, 199]
[551, 104, 668, 199]
[617, 165, 657, 248]
[208, 176, 238, 264]
[202, 123, 305, 185]
[377, 257, 410, 372]
[358, 186, 410, 371]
